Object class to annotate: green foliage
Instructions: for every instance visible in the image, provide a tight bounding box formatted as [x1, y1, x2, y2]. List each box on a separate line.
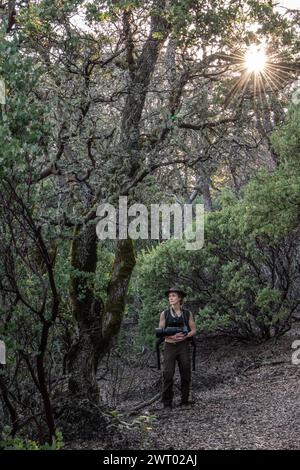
[0, 427, 64, 450]
[0, 31, 48, 180]
[107, 410, 157, 434]
[132, 100, 300, 343]
[271, 104, 300, 171]
[231, 169, 300, 243]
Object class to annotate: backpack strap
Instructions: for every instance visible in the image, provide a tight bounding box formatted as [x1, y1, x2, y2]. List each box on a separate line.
[156, 309, 170, 370]
[182, 307, 196, 371]
[163, 307, 170, 320]
[181, 307, 191, 329]
[156, 337, 165, 370]
[164, 306, 190, 324]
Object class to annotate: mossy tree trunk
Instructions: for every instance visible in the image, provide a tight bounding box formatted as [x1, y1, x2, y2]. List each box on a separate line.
[67, 223, 101, 403]
[67, 223, 135, 404]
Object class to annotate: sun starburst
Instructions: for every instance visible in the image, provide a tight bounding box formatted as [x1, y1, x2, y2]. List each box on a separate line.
[245, 44, 267, 74]
[223, 41, 295, 108]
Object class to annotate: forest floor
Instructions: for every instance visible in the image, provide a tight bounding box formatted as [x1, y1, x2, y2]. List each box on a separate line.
[66, 325, 300, 450]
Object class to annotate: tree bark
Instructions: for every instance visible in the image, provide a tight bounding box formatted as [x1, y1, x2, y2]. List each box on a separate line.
[67, 222, 102, 402]
[65, 221, 135, 438]
[67, 224, 135, 402]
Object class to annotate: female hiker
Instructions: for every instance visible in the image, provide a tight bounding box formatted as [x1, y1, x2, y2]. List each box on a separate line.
[158, 287, 197, 409]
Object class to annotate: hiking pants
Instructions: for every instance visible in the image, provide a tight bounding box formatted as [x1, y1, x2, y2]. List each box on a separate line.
[162, 340, 191, 406]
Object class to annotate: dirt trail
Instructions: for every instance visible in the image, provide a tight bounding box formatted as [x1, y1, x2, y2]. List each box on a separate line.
[66, 328, 300, 450]
[146, 331, 300, 450]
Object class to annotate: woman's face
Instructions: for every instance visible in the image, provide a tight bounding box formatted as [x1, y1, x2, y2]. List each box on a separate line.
[168, 292, 181, 306]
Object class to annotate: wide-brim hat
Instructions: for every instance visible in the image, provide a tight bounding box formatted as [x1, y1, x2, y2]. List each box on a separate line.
[165, 287, 187, 298]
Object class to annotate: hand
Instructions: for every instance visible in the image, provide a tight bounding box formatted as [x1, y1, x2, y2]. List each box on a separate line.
[171, 332, 186, 342]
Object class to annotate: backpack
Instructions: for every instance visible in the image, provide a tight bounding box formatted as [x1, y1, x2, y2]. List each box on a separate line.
[156, 306, 196, 371]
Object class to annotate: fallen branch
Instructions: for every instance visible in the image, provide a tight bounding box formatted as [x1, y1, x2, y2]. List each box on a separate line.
[120, 392, 161, 415]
